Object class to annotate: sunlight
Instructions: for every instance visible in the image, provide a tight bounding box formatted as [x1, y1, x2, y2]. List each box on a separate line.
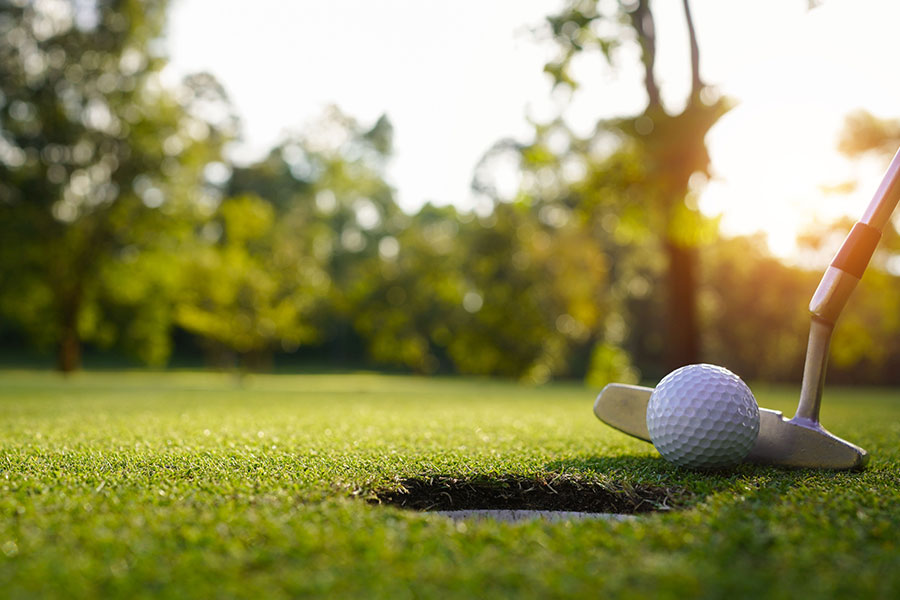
[165, 0, 900, 238]
[694, 0, 900, 259]
[700, 100, 860, 259]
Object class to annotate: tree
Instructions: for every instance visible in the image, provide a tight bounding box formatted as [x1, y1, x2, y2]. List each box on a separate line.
[174, 194, 323, 369]
[349, 204, 467, 374]
[538, 0, 730, 369]
[448, 202, 610, 382]
[838, 110, 900, 158]
[701, 234, 814, 381]
[0, 0, 234, 371]
[215, 107, 402, 366]
[351, 202, 613, 381]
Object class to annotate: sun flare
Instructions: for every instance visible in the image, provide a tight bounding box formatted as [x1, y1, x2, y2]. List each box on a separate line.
[701, 95, 879, 261]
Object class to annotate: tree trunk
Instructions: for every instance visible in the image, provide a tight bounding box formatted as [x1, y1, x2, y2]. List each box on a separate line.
[57, 322, 81, 373]
[682, 0, 703, 95]
[633, 0, 704, 371]
[631, 0, 661, 109]
[664, 239, 700, 369]
[56, 292, 82, 373]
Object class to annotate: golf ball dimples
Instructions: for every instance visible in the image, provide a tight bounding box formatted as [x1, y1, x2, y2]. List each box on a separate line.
[646, 364, 760, 469]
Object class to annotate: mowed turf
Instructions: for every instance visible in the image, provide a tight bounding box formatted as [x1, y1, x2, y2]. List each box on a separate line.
[1, 371, 899, 599]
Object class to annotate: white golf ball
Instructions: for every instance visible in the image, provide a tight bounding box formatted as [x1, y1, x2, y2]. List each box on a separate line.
[646, 364, 760, 469]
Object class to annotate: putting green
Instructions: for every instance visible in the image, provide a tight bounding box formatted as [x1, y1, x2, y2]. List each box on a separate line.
[0, 371, 898, 598]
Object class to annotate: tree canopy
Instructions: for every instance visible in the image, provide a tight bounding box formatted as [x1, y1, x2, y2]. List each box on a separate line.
[0, 0, 234, 371]
[2, 0, 900, 386]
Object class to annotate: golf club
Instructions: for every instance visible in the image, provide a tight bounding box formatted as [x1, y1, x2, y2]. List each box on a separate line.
[594, 146, 900, 470]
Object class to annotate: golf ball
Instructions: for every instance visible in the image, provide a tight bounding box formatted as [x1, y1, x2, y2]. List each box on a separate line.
[646, 364, 760, 469]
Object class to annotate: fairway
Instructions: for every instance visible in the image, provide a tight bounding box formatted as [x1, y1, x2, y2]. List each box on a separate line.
[1, 371, 899, 598]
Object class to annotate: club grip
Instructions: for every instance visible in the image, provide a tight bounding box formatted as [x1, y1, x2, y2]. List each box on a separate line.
[830, 222, 881, 279]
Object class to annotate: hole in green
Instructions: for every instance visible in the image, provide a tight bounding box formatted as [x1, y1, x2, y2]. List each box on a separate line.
[368, 474, 682, 520]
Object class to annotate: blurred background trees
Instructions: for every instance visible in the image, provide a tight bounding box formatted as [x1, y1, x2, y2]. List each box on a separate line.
[537, 0, 731, 370]
[2, 0, 900, 385]
[0, 0, 234, 371]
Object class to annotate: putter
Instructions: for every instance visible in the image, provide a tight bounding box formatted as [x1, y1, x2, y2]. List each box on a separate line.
[595, 147, 900, 470]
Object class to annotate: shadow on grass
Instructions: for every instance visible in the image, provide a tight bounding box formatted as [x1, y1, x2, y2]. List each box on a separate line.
[545, 454, 815, 481]
[545, 454, 874, 511]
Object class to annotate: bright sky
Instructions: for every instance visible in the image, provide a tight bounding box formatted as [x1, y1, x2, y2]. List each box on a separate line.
[166, 0, 900, 257]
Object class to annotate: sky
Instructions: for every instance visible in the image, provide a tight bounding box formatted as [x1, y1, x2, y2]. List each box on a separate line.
[165, 0, 900, 257]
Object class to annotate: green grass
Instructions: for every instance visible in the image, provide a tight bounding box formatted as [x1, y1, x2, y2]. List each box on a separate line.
[1, 370, 899, 599]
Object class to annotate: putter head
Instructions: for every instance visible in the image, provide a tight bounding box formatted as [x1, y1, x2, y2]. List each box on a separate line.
[594, 383, 868, 470]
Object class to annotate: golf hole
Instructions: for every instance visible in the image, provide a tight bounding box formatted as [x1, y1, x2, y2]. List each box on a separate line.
[368, 475, 680, 523]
